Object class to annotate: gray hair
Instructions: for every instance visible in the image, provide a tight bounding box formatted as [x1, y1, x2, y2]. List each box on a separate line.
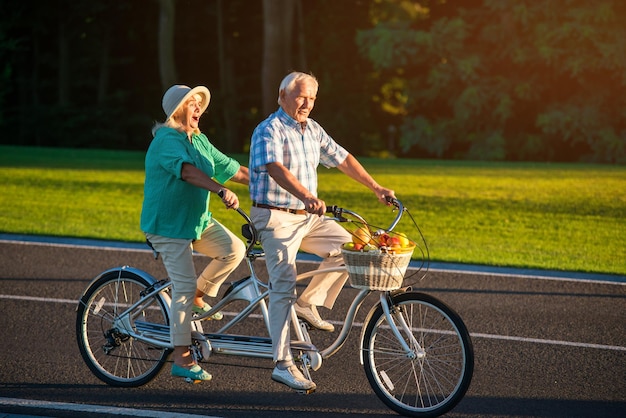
[277, 71, 318, 105]
[151, 117, 184, 137]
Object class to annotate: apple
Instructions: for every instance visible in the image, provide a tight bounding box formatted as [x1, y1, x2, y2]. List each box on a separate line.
[383, 236, 400, 253]
[372, 231, 389, 247]
[353, 243, 364, 251]
[343, 242, 356, 251]
[387, 236, 401, 247]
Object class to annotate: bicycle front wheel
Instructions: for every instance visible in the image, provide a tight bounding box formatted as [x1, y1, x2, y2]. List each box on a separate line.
[362, 292, 474, 417]
[76, 269, 171, 387]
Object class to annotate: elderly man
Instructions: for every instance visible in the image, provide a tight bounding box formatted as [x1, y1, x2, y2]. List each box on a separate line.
[248, 71, 395, 391]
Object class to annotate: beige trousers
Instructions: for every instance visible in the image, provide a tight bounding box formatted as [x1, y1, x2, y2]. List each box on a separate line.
[250, 207, 351, 362]
[146, 219, 246, 346]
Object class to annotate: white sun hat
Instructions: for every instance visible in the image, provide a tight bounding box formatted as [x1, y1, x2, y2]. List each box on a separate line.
[161, 85, 211, 121]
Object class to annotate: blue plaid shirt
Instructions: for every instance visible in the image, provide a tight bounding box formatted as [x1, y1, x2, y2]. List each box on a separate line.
[249, 107, 348, 209]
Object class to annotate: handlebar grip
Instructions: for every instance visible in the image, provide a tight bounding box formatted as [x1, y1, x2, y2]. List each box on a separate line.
[326, 205, 338, 214]
[386, 196, 399, 206]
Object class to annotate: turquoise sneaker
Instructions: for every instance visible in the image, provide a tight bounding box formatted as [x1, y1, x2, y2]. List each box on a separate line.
[192, 302, 223, 320]
[171, 364, 212, 382]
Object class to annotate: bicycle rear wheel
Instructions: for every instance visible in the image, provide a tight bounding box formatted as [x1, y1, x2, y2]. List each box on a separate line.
[362, 291, 473, 417]
[76, 269, 171, 387]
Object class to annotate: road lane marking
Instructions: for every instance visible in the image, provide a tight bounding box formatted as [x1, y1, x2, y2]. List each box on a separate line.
[469, 332, 626, 352]
[2, 237, 625, 284]
[1, 294, 624, 352]
[0, 396, 222, 418]
[426, 266, 626, 285]
[0, 294, 78, 304]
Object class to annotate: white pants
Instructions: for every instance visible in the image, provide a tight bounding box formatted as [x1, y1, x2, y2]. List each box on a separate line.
[250, 207, 351, 362]
[146, 219, 246, 346]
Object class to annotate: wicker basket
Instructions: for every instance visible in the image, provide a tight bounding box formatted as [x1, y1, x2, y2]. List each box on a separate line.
[341, 246, 414, 291]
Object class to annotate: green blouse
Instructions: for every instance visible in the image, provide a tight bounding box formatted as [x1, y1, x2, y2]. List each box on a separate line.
[140, 127, 240, 239]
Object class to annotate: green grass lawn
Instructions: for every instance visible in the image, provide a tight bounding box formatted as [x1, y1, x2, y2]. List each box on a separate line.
[1, 145, 625, 275]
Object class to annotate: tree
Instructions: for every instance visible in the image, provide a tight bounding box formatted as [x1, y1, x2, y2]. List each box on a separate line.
[157, 0, 177, 90]
[261, 0, 296, 116]
[357, 0, 626, 163]
[2, 0, 622, 162]
[2, 1, 160, 148]
[0, 1, 23, 129]
[300, 0, 380, 156]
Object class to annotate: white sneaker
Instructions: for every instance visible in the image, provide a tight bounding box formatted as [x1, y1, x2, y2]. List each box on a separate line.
[294, 303, 335, 332]
[271, 365, 316, 391]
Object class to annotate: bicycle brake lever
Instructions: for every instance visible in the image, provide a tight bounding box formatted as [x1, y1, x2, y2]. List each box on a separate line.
[325, 205, 348, 222]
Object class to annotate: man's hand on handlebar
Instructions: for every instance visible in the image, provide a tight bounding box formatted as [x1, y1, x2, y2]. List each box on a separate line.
[303, 196, 326, 216]
[375, 187, 396, 206]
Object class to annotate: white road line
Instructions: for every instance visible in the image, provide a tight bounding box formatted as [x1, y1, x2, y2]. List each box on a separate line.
[426, 266, 626, 285]
[2, 294, 624, 352]
[0, 396, 222, 418]
[470, 332, 626, 352]
[3, 238, 625, 285]
[0, 294, 78, 304]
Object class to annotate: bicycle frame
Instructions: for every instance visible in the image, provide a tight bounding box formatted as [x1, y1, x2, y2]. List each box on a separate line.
[94, 201, 422, 365]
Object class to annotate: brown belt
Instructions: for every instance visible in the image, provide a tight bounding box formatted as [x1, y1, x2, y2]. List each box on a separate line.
[252, 202, 307, 215]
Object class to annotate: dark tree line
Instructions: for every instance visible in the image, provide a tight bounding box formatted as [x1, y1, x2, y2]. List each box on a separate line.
[1, 0, 624, 163]
[358, 0, 626, 163]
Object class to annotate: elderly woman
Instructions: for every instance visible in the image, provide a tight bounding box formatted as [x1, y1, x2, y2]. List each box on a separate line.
[141, 85, 249, 381]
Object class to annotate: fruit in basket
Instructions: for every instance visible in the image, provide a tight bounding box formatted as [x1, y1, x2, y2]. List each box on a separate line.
[386, 236, 402, 253]
[397, 232, 410, 248]
[344, 241, 361, 251]
[371, 230, 390, 247]
[343, 241, 377, 252]
[363, 243, 377, 251]
[352, 226, 372, 246]
[388, 236, 401, 248]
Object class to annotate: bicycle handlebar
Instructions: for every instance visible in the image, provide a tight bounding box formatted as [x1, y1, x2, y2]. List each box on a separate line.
[238, 198, 406, 255]
[326, 197, 404, 232]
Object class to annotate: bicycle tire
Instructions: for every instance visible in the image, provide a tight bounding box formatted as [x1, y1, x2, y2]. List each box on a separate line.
[76, 270, 171, 387]
[362, 291, 474, 417]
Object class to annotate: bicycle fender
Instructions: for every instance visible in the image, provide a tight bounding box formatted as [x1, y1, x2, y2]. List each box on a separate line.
[76, 266, 162, 309]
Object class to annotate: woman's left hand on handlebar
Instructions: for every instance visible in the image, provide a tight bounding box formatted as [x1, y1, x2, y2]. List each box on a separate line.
[219, 189, 239, 210]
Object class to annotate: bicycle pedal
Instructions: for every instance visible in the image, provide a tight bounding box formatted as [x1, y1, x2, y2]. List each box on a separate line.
[184, 377, 202, 384]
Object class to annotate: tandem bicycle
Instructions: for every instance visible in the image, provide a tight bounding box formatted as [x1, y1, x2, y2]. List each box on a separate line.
[76, 198, 474, 417]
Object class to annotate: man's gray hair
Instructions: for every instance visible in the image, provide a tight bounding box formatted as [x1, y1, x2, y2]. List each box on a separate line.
[277, 71, 318, 105]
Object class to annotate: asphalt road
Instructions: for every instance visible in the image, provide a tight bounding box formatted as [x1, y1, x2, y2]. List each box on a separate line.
[0, 238, 625, 418]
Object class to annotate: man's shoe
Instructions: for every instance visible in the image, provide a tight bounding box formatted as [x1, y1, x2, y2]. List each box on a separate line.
[271, 365, 316, 392]
[294, 304, 335, 332]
